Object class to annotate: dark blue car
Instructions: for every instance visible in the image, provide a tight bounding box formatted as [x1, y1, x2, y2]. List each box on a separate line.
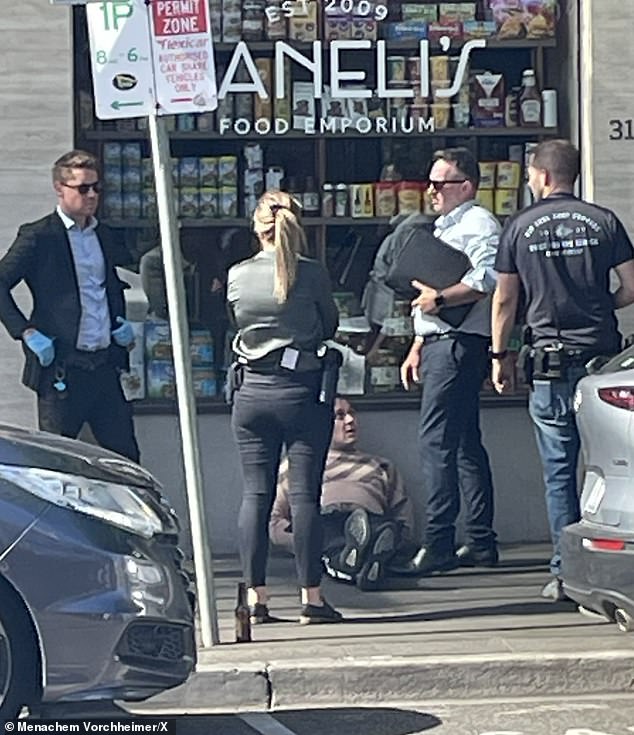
[0, 424, 195, 718]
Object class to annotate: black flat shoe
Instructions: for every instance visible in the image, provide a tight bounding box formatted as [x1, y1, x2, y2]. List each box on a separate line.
[391, 545, 459, 576]
[299, 599, 343, 625]
[455, 544, 499, 568]
[250, 603, 283, 624]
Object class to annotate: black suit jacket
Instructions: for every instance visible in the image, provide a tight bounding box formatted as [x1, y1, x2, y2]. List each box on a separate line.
[0, 211, 133, 392]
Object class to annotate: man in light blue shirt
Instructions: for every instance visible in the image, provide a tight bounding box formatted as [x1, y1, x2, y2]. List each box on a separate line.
[0, 150, 140, 461]
[396, 147, 500, 575]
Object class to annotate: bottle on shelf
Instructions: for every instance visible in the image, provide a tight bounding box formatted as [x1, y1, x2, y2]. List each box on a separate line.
[519, 69, 542, 127]
[322, 183, 335, 218]
[303, 176, 320, 216]
[234, 582, 252, 643]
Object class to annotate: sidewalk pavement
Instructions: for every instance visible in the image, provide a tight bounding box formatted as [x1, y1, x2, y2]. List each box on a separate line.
[132, 544, 634, 713]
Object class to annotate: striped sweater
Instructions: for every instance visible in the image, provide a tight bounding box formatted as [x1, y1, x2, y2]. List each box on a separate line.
[270, 447, 415, 552]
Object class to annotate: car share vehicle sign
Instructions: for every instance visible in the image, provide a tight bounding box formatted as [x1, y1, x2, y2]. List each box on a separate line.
[149, 0, 218, 114]
[87, 0, 155, 119]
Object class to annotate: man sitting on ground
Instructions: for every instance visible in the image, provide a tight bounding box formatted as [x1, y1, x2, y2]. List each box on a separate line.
[270, 397, 417, 590]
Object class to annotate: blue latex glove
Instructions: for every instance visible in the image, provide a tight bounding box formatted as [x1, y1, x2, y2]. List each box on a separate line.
[23, 330, 55, 367]
[112, 316, 135, 348]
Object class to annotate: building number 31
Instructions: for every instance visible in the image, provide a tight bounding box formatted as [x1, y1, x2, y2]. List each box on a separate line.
[609, 118, 634, 140]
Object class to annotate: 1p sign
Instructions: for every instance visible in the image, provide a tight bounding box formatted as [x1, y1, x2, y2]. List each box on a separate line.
[149, 0, 218, 114]
[87, 0, 155, 119]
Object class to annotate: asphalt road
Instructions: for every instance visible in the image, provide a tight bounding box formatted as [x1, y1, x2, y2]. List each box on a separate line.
[29, 696, 634, 735]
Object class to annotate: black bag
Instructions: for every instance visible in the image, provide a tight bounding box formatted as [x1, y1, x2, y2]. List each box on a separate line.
[385, 223, 474, 328]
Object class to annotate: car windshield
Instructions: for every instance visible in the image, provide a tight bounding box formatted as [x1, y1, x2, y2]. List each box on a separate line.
[597, 345, 634, 374]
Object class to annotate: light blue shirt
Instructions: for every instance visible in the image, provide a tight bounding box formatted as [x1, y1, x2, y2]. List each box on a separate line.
[57, 206, 111, 351]
[413, 200, 500, 338]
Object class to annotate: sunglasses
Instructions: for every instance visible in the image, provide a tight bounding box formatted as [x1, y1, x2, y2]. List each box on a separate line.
[61, 181, 102, 195]
[428, 179, 468, 192]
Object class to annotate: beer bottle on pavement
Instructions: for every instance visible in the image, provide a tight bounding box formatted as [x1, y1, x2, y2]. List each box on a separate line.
[234, 582, 252, 643]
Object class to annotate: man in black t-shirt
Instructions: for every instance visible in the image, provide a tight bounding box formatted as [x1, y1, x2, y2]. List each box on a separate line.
[491, 139, 634, 600]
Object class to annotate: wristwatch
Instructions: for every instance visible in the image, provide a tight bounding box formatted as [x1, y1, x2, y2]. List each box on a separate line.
[434, 291, 446, 309]
[490, 350, 508, 360]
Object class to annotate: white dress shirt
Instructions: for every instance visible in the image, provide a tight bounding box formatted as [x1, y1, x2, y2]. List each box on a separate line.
[57, 206, 111, 351]
[413, 200, 500, 338]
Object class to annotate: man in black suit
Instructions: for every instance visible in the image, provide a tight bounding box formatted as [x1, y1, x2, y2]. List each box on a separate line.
[0, 150, 140, 461]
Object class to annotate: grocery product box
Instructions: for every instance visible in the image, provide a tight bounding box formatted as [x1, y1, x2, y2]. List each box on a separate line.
[401, 3, 438, 22]
[428, 21, 463, 42]
[190, 329, 214, 366]
[350, 17, 377, 40]
[179, 187, 199, 218]
[145, 319, 172, 361]
[199, 157, 218, 188]
[199, 188, 219, 218]
[324, 17, 351, 40]
[192, 367, 217, 398]
[496, 161, 521, 189]
[475, 188, 494, 211]
[479, 161, 496, 189]
[494, 188, 519, 216]
[385, 21, 428, 40]
[146, 360, 176, 400]
[122, 191, 141, 219]
[179, 157, 200, 188]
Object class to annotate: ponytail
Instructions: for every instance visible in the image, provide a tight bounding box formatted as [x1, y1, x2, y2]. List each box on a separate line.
[252, 190, 306, 303]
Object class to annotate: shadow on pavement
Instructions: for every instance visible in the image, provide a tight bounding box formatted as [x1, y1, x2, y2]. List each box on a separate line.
[29, 704, 443, 734]
[274, 706, 442, 733]
[340, 599, 579, 625]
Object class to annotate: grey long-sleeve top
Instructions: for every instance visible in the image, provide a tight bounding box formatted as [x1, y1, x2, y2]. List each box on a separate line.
[227, 250, 339, 361]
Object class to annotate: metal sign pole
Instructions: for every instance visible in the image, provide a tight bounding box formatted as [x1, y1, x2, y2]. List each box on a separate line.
[148, 112, 219, 648]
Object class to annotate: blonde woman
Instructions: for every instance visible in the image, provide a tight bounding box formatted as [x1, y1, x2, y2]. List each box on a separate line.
[227, 190, 342, 625]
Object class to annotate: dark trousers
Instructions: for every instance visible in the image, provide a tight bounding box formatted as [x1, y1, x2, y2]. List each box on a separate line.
[37, 361, 140, 463]
[231, 369, 333, 588]
[418, 333, 496, 555]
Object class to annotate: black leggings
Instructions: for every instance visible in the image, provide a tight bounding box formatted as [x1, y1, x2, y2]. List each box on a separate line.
[231, 369, 333, 588]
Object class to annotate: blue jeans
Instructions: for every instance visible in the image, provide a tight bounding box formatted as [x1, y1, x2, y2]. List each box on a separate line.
[418, 334, 496, 555]
[528, 366, 586, 576]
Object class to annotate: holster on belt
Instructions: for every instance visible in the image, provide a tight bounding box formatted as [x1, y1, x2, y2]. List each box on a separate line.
[225, 361, 244, 405]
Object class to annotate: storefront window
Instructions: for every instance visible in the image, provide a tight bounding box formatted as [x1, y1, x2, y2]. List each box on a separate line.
[72, 0, 562, 409]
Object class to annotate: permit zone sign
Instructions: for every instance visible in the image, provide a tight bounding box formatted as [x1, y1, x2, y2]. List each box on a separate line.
[86, 0, 217, 119]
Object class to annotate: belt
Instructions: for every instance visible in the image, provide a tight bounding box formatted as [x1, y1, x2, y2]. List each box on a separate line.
[63, 347, 111, 371]
[422, 332, 459, 345]
[240, 347, 323, 373]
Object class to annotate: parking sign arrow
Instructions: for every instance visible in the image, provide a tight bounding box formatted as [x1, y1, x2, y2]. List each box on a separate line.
[110, 100, 144, 110]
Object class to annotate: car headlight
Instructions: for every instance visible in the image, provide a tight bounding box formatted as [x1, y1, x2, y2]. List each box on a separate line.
[0, 464, 163, 538]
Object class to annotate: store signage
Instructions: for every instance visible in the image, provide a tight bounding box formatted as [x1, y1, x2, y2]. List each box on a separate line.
[86, 0, 217, 119]
[212, 37, 485, 136]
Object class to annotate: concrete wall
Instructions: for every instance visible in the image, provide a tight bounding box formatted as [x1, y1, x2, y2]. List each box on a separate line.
[135, 404, 550, 555]
[0, 2, 74, 428]
[580, 0, 634, 336]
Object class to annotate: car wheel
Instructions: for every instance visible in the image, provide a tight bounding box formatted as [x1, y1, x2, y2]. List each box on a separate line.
[0, 583, 40, 719]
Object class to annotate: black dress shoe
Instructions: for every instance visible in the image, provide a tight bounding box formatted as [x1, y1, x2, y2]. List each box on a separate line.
[455, 544, 499, 568]
[391, 545, 459, 576]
